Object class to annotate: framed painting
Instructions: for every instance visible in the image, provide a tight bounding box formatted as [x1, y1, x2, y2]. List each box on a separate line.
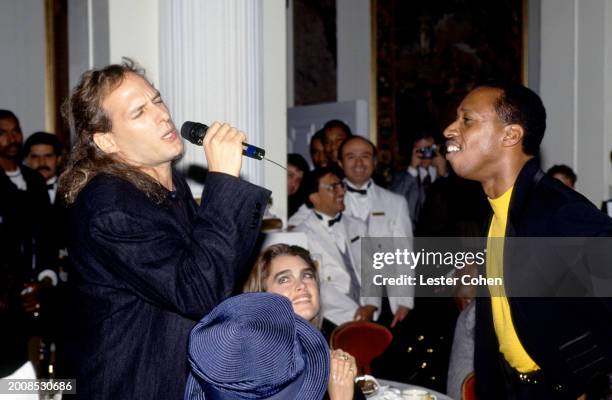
[373, 0, 526, 174]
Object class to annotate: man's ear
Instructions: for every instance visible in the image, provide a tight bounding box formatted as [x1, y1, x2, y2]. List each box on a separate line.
[502, 124, 524, 148]
[93, 132, 118, 154]
[308, 192, 319, 207]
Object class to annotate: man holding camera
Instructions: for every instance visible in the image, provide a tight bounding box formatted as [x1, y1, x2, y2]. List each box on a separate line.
[391, 133, 448, 231]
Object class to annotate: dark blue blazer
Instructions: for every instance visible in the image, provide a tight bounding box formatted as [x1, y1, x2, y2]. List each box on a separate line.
[63, 171, 270, 399]
[475, 158, 612, 399]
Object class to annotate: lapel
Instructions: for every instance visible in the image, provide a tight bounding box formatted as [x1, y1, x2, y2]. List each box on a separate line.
[503, 159, 545, 301]
[367, 184, 386, 233]
[506, 158, 542, 238]
[341, 214, 364, 277]
[304, 212, 346, 268]
[369, 184, 383, 212]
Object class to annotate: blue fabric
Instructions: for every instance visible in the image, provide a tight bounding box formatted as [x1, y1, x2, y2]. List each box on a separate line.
[185, 293, 329, 400]
[64, 171, 270, 399]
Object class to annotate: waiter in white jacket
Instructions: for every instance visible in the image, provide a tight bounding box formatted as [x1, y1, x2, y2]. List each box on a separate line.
[294, 166, 381, 328]
[338, 136, 415, 328]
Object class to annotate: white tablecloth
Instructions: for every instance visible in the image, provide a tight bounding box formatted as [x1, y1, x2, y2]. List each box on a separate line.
[369, 379, 453, 400]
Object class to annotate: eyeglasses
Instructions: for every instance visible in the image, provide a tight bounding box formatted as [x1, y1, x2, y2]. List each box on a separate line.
[320, 182, 344, 193]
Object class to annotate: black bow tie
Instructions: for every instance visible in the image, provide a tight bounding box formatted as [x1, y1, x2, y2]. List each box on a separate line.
[315, 212, 342, 227]
[47, 183, 55, 190]
[345, 181, 371, 195]
[328, 214, 342, 227]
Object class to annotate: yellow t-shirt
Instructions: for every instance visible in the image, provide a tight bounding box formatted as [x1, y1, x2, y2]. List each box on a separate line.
[487, 186, 540, 373]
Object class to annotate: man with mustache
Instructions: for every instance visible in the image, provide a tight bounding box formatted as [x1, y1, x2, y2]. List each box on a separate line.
[0, 110, 56, 378]
[23, 133, 72, 346]
[23, 132, 68, 275]
[23, 132, 63, 204]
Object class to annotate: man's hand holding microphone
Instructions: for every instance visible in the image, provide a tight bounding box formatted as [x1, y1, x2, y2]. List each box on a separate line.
[201, 122, 246, 178]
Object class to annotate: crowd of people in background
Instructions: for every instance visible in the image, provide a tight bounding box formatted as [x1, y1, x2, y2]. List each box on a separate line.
[1, 110, 67, 381]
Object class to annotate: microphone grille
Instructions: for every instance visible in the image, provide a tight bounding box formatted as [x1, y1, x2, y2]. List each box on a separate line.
[180, 121, 208, 145]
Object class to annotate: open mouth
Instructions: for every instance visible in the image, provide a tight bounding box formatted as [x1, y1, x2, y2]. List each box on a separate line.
[446, 142, 462, 154]
[293, 295, 311, 304]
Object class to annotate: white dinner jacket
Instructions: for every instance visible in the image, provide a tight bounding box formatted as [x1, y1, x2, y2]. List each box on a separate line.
[344, 181, 415, 311]
[294, 210, 380, 325]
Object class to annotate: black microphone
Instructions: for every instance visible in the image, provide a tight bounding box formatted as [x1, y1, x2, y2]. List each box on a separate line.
[180, 121, 266, 161]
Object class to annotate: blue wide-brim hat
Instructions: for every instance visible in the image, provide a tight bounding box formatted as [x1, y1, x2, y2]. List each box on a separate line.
[184, 292, 330, 400]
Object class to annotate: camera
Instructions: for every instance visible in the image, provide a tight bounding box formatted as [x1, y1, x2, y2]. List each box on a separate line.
[417, 145, 438, 159]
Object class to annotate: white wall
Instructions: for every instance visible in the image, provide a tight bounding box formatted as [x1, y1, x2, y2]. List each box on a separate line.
[337, 0, 371, 137]
[68, 0, 110, 90]
[108, 0, 160, 86]
[286, 0, 294, 108]
[0, 0, 47, 135]
[263, 0, 288, 222]
[540, 0, 612, 204]
[157, 0, 287, 220]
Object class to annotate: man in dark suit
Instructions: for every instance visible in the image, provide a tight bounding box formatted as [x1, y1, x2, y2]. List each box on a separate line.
[0, 110, 56, 378]
[59, 61, 270, 399]
[443, 82, 612, 399]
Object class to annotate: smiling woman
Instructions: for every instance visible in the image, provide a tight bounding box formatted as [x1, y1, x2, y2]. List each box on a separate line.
[243, 244, 365, 400]
[244, 244, 321, 323]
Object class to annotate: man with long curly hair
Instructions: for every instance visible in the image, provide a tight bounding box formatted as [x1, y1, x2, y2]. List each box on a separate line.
[58, 60, 270, 399]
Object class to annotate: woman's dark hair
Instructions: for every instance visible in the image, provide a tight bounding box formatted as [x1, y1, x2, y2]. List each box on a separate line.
[546, 164, 577, 186]
[288, 153, 311, 217]
[288, 153, 310, 174]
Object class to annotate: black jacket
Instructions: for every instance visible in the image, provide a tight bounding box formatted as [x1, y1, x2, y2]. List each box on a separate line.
[0, 165, 53, 377]
[475, 158, 612, 399]
[64, 171, 270, 399]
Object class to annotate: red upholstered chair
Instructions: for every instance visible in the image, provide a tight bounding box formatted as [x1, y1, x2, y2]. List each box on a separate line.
[329, 321, 393, 375]
[461, 372, 476, 400]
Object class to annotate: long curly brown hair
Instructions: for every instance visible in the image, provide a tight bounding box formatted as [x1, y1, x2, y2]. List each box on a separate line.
[58, 59, 167, 205]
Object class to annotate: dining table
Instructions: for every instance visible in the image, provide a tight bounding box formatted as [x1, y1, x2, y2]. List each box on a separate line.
[367, 378, 454, 400]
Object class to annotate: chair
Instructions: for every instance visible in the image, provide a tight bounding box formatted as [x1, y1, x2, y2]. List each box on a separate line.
[461, 372, 476, 400]
[329, 321, 393, 375]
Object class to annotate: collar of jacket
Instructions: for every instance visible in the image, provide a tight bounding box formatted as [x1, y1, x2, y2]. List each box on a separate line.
[482, 157, 544, 238]
[507, 158, 546, 237]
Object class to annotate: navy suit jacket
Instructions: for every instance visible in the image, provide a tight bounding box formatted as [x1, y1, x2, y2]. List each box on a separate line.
[64, 171, 270, 399]
[475, 158, 612, 399]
